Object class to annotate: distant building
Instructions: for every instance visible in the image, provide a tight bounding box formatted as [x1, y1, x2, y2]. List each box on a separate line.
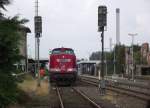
[28, 58, 49, 74]
[147, 52, 150, 65]
[77, 60, 103, 76]
[141, 43, 149, 64]
[136, 43, 150, 75]
[17, 26, 31, 72]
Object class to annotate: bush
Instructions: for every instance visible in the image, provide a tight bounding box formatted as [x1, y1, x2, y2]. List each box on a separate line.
[0, 17, 28, 107]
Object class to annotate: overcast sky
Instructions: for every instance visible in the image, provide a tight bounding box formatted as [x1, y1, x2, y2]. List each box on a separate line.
[5, 0, 150, 59]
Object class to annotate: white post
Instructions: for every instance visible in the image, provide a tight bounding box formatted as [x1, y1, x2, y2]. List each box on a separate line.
[128, 33, 138, 80]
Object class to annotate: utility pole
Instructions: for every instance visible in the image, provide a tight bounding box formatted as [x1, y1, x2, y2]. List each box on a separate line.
[101, 27, 105, 79]
[109, 38, 112, 52]
[113, 44, 116, 75]
[35, 0, 42, 87]
[116, 8, 120, 45]
[105, 51, 107, 76]
[128, 33, 138, 81]
[104, 48, 110, 76]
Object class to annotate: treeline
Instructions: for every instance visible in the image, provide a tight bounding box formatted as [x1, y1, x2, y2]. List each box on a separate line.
[89, 45, 141, 75]
[0, 0, 28, 107]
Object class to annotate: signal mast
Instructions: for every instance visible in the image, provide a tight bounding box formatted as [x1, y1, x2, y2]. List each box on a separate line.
[34, 0, 42, 87]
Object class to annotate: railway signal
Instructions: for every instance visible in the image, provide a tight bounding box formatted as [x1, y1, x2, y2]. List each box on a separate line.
[98, 6, 107, 78]
[34, 0, 42, 87]
[34, 16, 42, 36]
[98, 6, 107, 32]
[98, 5, 107, 95]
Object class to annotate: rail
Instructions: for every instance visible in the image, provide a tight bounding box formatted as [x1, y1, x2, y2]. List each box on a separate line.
[80, 75, 150, 101]
[56, 86, 102, 108]
[56, 87, 64, 108]
[73, 87, 102, 108]
[80, 75, 150, 90]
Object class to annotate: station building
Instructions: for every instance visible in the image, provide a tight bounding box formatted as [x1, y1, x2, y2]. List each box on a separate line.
[77, 60, 101, 76]
[28, 58, 49, 74]
[125, 43, 150, 76]
[14, 26, 31, 72]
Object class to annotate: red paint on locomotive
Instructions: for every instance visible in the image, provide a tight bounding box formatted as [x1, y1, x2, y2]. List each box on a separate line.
[49, 48, 77, 83]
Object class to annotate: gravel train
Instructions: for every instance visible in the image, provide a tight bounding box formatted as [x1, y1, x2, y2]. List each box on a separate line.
[49, 47, 77, 83]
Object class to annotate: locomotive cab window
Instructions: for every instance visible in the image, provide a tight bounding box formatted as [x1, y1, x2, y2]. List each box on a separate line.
[52, 49, 61, 54]
[63, 49, 74, 54]
[52, 48, 74, 55]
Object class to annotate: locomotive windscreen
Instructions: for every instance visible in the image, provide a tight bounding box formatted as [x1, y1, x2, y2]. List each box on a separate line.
[52, 48, 74, 55]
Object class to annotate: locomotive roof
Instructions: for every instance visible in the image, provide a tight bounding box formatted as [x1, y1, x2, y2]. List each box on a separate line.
[52, 48, 73, 51]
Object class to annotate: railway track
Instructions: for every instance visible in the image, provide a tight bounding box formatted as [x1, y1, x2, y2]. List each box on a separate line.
[80, 76, 150, 101]
[56, 86, 102, 108]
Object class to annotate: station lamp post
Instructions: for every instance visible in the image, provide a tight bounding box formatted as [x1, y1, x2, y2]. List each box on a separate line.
[128, 33, 138, 81]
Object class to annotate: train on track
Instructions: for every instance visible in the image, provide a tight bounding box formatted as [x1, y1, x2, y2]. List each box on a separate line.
[49, 47, 77, 84]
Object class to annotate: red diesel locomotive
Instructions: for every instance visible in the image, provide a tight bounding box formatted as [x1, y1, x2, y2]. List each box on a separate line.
[49, 48, 77, 83]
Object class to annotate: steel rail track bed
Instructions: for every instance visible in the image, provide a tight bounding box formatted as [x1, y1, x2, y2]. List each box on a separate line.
[56, 86, 102, 108]
[80, 76, 150, 101]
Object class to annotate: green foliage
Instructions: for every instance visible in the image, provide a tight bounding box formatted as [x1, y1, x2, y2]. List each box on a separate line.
[89, 51, 101, 60]
[89, 45, 126, 75]
[134, 51, 141, 64]
[115, 45, 125, 74]
[89, 44, 143, 75]
[0, 16, 28, 107]
[133, 45, 141, 64]
[0, 73, 18, 106]
[133, 45, 141, 52]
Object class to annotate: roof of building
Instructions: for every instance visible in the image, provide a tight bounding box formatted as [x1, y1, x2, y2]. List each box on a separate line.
[28, 58, 49, 63]
[77, 60, 101, 64]
[19, 25, 31, 33]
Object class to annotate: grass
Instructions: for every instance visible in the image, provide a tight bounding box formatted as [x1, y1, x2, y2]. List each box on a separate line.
[9, 74, 50, 108]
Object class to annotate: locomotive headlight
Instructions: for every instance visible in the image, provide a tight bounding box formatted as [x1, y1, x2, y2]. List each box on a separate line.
[67, 68, 77, 72]
[56, 59, 60, 62]
[50, 68, 60, 71]
[66, 59, 71, 62]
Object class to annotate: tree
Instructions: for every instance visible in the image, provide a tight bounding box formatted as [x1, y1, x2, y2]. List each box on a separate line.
[89, 51, 101, 60]
[133, 45, 141, 65]
[115, 45, 126, 74]
[0, 0, 11, 10]
[0, 0, 11, 15]
[0, 16, 28, 107]
[89, 45, 126, 75]
[0, 0, 30, 107]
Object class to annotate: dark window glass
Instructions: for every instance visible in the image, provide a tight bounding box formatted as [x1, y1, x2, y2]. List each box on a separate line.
[52, 49, 61, 54]
[52, 49, 74, 54]
[63, 50, 74, 54]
